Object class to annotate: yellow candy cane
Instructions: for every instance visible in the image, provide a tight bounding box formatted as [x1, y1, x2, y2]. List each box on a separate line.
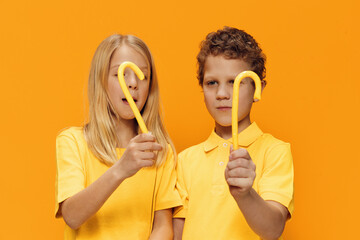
[117, 61, 148, 133]
[232, 71, 262, 150]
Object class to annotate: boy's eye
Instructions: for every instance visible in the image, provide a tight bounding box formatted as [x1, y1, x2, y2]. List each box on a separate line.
[228, 80, 245, 85]
[206, 80, 217, 86]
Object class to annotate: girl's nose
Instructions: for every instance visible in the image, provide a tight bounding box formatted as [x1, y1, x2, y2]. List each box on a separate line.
[126, 73, 138, 90]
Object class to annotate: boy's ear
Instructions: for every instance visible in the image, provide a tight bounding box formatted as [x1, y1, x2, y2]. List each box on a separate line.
[261, 80, 267, 92]
[253, 80, 267, 102]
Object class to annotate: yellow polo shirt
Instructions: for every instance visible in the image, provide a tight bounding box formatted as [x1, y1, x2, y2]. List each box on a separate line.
[174, 122, 294, 240]
[55, 127, 182, 240]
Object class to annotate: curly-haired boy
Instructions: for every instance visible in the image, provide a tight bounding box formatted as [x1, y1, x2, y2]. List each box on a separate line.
[173, 27, 294, 240]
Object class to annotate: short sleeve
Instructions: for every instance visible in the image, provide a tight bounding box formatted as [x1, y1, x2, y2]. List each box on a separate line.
[173, 151, 189, 218]
[258, 143, 294, 216]
[154, 146, 182, 211]
[55, 131, 86, 217]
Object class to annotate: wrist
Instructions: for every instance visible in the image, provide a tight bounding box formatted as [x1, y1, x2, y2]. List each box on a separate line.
[110, 163, 127, 184]
[234, 187, 255, 202]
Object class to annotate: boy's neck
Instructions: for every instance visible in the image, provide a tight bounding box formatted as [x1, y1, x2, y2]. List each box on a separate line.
[114, 118, 137, 148]
[215, 115, 251, 140]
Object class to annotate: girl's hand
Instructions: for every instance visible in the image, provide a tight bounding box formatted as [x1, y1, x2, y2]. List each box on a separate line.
[225, 146, 256, 199]
[115, 133, 162, 180]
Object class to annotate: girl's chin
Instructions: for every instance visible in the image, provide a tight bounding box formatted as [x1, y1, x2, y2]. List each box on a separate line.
[116, 113, 136, 121]
[115, 107, 142, 120]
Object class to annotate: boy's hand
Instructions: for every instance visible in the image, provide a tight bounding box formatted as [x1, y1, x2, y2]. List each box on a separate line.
[115, 133, 162, 180]
[225, 146, 256, 199]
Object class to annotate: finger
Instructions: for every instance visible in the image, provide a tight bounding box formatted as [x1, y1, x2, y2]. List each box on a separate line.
[227, 167, 255, 179]
[133, 133, 156, 143]
[229, 148, 250, 160]
[227, 159, 251, 170]
[137, 142, 163, 151]
[139, 160, 154, 168]
[139, 151, 157, 160]
[230, 145, 234, 153]
[226, 177, 253, 188]
[229, 148, 251, 161]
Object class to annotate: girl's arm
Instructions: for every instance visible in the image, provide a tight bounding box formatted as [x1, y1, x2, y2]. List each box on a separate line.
[149, 209, 173, 240]
[60, 164, 126, 229]
[173, 218, 185, 240]
[60, 133, 162, 229]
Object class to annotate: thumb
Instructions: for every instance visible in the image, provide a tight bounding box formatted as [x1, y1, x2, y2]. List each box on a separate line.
[229, 145, 234, 161]
[224, 166, 229, 179]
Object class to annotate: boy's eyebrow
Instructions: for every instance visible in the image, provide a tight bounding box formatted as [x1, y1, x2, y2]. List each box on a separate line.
[203, 74, 237, 80]
[203, 74, 216, 79]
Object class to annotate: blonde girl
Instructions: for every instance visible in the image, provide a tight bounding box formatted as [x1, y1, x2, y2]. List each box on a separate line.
[55, 34, 181, 239]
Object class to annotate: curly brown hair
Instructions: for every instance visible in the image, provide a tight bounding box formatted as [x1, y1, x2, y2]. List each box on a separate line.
[197, 26, 266, 86]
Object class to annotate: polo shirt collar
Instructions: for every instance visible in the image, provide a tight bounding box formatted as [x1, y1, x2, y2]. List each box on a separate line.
[203, 122, 263, 152]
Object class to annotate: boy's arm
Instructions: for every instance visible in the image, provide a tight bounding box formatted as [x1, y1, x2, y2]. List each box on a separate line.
[225, 147, 289, 240]
[230, 188, 288, 240]
[173, 218, 185, 240]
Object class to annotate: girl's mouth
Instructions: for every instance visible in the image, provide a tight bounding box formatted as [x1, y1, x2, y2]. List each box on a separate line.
[122, 98, 137, 105]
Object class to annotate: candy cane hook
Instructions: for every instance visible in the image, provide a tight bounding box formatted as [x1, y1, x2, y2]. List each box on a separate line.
[117, 61, 148, 133]
[232, 71, 262, 149]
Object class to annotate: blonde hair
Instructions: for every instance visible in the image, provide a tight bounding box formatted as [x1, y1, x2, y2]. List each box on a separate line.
[84, 34, 176, 166]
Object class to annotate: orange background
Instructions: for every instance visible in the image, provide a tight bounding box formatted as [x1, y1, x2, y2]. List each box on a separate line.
[0, 0, 359, 239]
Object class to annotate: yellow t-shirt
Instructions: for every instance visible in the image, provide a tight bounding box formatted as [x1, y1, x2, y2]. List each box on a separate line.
[55, 127, 182, 240]
[174, 122, 294, 240]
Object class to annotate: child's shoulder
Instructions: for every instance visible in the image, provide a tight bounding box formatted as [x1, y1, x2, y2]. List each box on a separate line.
[56, 126, 85, 142]
[178, 141, 206, 160]
[260, 132, 288, 144]
[257, 132, 291, 153]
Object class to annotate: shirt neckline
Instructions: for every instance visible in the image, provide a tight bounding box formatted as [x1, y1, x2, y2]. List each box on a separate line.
[203, 122, 263, 152]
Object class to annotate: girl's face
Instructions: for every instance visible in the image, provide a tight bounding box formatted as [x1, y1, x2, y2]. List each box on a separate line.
[107, 45, 150, 120]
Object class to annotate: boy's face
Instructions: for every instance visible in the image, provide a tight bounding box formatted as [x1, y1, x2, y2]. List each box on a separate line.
[202, 55, 255, 127]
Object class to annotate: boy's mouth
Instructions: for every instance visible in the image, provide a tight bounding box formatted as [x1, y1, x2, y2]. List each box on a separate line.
[217, 106, 231, 111]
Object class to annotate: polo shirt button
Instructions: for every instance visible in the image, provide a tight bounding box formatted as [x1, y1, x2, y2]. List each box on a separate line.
[219, 161, 224, 166]
[223, 143, 228, 147]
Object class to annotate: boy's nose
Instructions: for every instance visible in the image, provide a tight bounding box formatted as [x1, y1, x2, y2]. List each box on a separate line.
[216, 85, 230, 100]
